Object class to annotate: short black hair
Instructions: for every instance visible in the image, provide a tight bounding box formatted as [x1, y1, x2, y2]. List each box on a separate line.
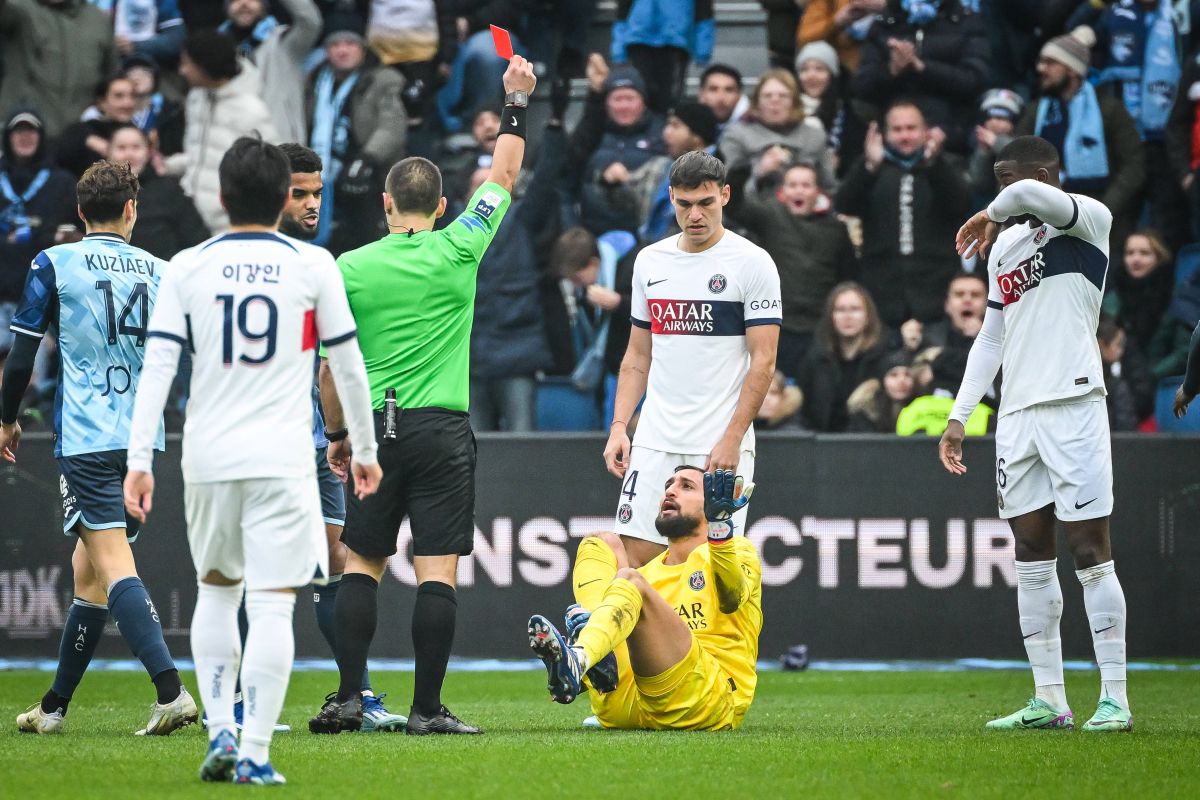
[77, 160, 140, 223]
[996, 135, 1061, 169]
[218, 136, 290, 226]
[278, 142, 323, 175]
[93, 74, 133, 102]
[385, 156, 442, 216]
[668, 150, 726, 190]
[184, 30, 240, 81]
[947, 270, 987, 293]
[700, 63, 742, 88]
[552, 226, 599, 277]
[108, 122, 148, 143]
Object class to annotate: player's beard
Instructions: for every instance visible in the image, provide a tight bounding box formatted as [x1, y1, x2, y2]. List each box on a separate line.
[280, 213, 318, 241]
[654, 510, 704, 540]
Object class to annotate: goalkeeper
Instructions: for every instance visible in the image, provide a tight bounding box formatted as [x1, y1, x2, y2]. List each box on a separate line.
[527, 467, 763, 731]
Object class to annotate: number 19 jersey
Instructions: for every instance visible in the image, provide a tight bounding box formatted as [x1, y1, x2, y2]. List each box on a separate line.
[146, 232, 358, 483]
[10, 233, 165, 457]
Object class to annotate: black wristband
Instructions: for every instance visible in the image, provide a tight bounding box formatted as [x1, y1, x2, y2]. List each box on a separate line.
[499, 104, 527, 140]
[324, 428, 348, 442]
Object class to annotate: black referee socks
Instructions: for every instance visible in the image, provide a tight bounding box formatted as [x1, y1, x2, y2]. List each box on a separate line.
[334, 573, 379, 704]
[412, 581, 458, 716]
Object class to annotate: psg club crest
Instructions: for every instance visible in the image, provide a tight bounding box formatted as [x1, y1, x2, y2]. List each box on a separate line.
[618, 504, 633, 524]
[1034, 225, 1047, 245]
[689, 571, 706, 591]
[708, 274, 727, 294]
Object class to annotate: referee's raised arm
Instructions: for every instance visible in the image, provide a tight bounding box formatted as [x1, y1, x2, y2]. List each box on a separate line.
[487, 56, 537, 192]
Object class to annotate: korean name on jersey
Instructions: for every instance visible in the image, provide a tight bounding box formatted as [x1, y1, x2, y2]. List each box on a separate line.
[630, 230, 782, 455]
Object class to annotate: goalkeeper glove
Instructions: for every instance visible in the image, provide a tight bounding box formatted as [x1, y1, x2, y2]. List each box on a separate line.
[703, 469, 754, 542]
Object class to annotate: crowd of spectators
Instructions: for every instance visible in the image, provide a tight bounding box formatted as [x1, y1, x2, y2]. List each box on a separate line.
[1, 0, 1199, 437]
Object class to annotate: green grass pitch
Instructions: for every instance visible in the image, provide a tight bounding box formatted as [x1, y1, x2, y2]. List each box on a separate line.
[2, 669, 1197, 798]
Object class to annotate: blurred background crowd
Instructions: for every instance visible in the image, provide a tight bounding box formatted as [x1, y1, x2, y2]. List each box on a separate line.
[2, 0, 1199, 436]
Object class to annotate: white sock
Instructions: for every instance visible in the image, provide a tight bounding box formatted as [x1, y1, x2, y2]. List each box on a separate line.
[1076, 560, 1129, 709]
[190, 582, 244, 741]
[238, 590, 296, 765]
[1015, 560, 1068, 710]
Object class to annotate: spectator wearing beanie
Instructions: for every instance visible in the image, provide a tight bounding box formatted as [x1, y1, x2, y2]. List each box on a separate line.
[1015, 25, 1145, 248]
[167, 30, 278, 233]
[566, 57, 667, 235]
[846, 350, 916, 433]
[797, 0, 886, 73]
[967, 88, 1024, 201]
[796, 40, 866, 178]
[852, 0, 990, 153]
[633, 102, 719, 242]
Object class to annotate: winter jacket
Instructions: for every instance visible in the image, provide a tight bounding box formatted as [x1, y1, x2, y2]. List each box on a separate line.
[469, 127, 565, 380]
[0, 111, 78, 303]
[727, 171, 858, 336]
[233, 0, 322, 144]
[852, 0, 990, 153]
[129, 168, 209, 261]
[719, 114, 836, 188]
[611, 0, 715, 64]
[56, 119, 123, 179]
[799, 339, 890, 432]
[835, 153, 971, 327]
[305, 62, 408, 169]
[797, 0, 866, 71]
[0, 0, 117, 138]
[166, 62, 280, 234]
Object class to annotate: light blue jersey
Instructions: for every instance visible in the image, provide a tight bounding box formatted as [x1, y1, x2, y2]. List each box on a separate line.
[10, 232, 166, 457]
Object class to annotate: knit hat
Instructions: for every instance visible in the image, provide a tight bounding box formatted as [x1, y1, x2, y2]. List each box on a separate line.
[1039, 26, 1097, 78]
[670, 102, 718, 146]
[605, 65, 647, 98]
[794, 41, 840, 79]
[979, 88, 1024, 121]
[323, 12, 367, 48]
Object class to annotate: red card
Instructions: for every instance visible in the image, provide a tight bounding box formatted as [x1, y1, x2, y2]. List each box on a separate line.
[490, 24, 514, 59]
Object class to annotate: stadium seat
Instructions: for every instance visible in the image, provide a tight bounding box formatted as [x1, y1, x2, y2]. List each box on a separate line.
[537, 377, 601, 431]
[1174, 243, 1200, 289]
[1155, 376, 1200, 432]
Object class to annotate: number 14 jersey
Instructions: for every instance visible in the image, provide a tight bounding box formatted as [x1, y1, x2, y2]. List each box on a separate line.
[10, 232, 165, 457]
[147, 232, 358, 483]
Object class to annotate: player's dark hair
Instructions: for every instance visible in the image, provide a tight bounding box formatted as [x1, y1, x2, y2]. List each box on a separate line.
[947, 270, 987, 295]
[815, 281, 883, 356]
[77, 159, 140, 223]
[183, 30, 240, 82]
[669, 150, 726, 190]
[278, 142, 323, 175]
[218, 136, 290, 226]
[552, 227, 600, 278]
[673, 464, 705, 475]
[386, 156, 443, 216]
[996, 135, 1061, 169]
[700, 63, 742, 88]
[109, 122, 149, 144]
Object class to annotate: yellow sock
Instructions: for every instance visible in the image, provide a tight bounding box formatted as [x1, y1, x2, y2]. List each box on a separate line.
[573, 536, 618, 610]
[575, 578, 642, 670]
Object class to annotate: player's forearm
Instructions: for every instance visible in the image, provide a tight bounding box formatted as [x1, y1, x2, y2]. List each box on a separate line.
[986, 179, 1075, 228]
[709, 539, 751, 614]
[720, 341, 776, 445]
[1182, 321, 1200, 396]
[612, 350, 650, 426]
[0, 333, 38, 424]
[949, 308, 1003, 424]
[127, 337, 180, 473]
[487, 108, 527, 192]
[317, 358, 346, 431]
[325, 340, 378, 466]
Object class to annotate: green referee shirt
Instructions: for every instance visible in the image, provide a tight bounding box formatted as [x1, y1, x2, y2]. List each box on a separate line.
[329, 181, 511, 411]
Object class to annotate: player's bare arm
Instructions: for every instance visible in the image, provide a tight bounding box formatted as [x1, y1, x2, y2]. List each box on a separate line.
[124, 334, 183, 522]
[317, 358, 349, 480]
[939, 419, 967, 476]
[486, 56, 537, 192]
[708, 324, 776, 472]
[605, 326, 652, 478]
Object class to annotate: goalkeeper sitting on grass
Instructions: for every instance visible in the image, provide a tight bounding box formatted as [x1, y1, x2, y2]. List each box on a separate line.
[528, 467, 763, 730]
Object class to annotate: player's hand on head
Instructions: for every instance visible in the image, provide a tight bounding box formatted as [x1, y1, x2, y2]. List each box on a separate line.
[956, 210, 998, 259]
[703, 469, 754, 522]
[0, 421, 21, 463]
[602, 424, 631, 478]
[123, 470, 155, 523]
[351, 460, 383, 499]
[503, 55, 537, 95]
[938, 419, 967, 475]
[1174, 386, 1195, 419]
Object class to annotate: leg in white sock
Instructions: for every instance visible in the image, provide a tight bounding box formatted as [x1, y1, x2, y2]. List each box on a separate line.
[239, 590, 296, 765]
[1076, 560, 1128, 709]
[191, 582, 244, 740]
[1015, 559, 1068, 711]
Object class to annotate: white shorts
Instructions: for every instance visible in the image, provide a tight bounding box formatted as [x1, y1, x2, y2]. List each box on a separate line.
[613, 446, 755, 544]
[994, 398, 1113, 521]
[184, 477, 328, 591]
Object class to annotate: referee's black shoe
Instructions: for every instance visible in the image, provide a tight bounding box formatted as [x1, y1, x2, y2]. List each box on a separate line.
[308, 692, 362, 734]
[404, 705, 482, 735]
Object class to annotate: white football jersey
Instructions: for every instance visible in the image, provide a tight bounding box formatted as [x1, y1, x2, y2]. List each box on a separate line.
[986, 193, 1111, 417]
[630, 229, 782, 454]
[146, 232, 358, 482]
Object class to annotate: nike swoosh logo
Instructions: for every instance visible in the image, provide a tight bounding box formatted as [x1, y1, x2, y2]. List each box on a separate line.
[1020, 715, 1045, 725]
[647, 278, 668, 286]
[510, 116, 518, 126]
[1075, 498, 1097, 510]
[1093, 625, 1116, 634]
[1023, 631, 1042, 640]
[576, 579, 601, 588]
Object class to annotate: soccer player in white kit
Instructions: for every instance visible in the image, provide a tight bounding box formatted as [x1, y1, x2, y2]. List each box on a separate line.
[122, 138, 382, 784]
[940, 136, 1131, 732]
[603, 150, 781, 568]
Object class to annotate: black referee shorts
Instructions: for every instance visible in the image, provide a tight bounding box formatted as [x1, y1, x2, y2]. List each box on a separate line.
[341, 408, 476, 559]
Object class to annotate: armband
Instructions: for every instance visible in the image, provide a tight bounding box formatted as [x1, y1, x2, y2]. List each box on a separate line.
[324, 428, 348, 443]
[499, 104, 527, 140]
[707, 520, 735, 543]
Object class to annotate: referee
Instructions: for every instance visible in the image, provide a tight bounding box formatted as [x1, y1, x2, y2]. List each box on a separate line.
[310, 56, 537, 735]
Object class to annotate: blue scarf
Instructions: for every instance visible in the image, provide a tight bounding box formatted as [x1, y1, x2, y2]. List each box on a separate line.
[1096, 0, 1180, 139]
[1035, 81, 1110, 183]
[219, 15, 281, 60]
[0, 168, 51, 230]
[900, 0, 941, 25]
[883, 143, 923, 170]
[132, 93, 164, 135]
[309, 65, 359, 246]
